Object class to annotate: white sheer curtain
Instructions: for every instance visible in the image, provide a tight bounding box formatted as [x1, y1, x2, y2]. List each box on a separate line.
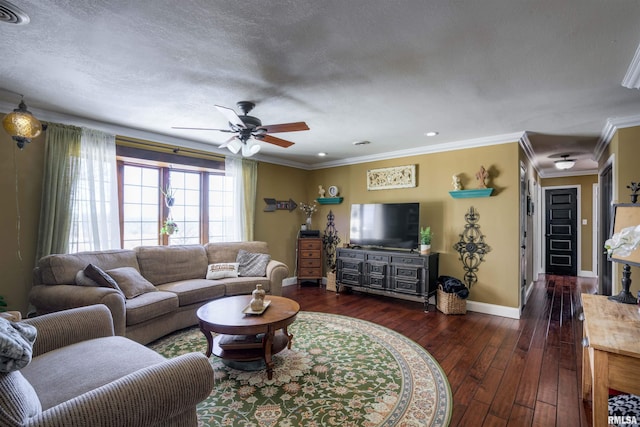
[67, 128, 121, 252]
[225, 156, 245, 241]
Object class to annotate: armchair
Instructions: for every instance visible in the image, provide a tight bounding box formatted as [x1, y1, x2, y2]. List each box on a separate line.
[0, 304, 214, 426]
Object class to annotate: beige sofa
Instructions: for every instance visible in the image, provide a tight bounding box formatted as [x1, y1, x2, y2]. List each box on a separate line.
[29, 242, 289, 344]
[0, 304, 214, 426]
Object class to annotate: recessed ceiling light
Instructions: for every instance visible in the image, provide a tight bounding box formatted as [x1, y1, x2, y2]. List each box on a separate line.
[353, 140, 371, 146]
[425, 131, 439, 137]
[318, 152, 327, 157]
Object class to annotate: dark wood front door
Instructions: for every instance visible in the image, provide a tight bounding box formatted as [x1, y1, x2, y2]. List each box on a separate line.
[545, 188, 578, 276]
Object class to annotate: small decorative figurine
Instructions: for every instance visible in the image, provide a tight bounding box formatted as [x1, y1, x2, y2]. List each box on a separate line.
[318, 185, 326, 198]
[475, 166, 489, 189]
[250, 284, 266, 311]
[452, 175, 462, 190]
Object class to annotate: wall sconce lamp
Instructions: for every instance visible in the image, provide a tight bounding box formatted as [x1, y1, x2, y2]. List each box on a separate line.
[2, 98, 43, 149]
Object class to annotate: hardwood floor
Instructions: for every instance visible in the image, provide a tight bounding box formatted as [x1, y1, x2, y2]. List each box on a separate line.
[282, 274, 597, 426]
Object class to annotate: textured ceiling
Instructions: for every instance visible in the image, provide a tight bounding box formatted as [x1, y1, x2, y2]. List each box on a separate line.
[2, 0, 640, 175]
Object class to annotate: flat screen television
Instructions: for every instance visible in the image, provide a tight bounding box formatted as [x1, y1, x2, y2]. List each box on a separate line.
[349, 203, 420, 250]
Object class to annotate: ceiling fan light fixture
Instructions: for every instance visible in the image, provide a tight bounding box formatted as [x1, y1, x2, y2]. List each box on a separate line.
[242, 140, 260, 157]
[226, 138, 242, 154]
[554, 155, 576, 170]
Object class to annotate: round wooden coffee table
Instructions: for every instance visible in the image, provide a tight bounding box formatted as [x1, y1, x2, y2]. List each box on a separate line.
[196, 295, 300, 379]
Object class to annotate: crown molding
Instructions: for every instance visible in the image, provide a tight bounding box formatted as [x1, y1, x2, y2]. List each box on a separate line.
[594, 113, 640, 163]
[308, 131, 525, 170]
[622, 42, 640, 89]
[538, 168, 599, 179]
[518, 131, 543, 177]
[9, 98, 634, 174]
[0, 100, 312, 168]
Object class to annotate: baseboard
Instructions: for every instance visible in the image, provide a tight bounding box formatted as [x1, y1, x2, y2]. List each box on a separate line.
[466, 300, 521, 319]
[287, 277, 519, 318]
[579, 270, 597, 278]
[282, 277, 298, 287]
[525, 281, 535, 304]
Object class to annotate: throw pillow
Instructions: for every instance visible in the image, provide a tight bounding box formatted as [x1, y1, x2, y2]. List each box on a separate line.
[0, 317, 37, 373]
[206, 263, 240, 280]
[105, 267, 157, 299]
[75, 270, 99, 287]
[84, 264, 122, 292]
[236, 249, 271, 277]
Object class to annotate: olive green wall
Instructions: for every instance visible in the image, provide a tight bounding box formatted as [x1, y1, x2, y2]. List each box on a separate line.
[307, 142, 522, 308]
[254, 162, 308, 274]
[540, 174, 597, 273]
[602, 126, 640, 296]
[0, 125, 525, 313]
[0, 116, 45, 313]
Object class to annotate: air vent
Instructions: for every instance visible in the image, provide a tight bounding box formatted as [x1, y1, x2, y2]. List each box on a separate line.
[0, 0, 30, 25]
[353, 140, 371, 146]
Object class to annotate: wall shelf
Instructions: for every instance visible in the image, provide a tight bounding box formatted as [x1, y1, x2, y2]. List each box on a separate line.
[449, 188, 494, 199]
[317, 197, 343, 205]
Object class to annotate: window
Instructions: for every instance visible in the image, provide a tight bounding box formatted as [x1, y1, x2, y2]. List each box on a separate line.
[117, 156, 232, 248]
[167, 170, 202, 246]
[121, 165, 161, 249]
[208, 174, 236, 242]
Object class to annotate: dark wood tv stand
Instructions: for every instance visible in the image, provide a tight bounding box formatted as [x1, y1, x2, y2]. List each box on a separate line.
[335, 247, 439, 311]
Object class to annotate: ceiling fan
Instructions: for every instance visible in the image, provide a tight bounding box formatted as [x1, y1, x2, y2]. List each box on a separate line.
[172, 101, 309, 157]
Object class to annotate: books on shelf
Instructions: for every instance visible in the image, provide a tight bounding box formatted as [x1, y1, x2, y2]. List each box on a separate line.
[218, 334, 265, 350]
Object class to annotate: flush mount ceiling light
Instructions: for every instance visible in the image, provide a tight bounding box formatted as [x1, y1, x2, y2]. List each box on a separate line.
[555, 154, 576, 170]
[318, 152, 327, 157]
[2, 98, 42, 149]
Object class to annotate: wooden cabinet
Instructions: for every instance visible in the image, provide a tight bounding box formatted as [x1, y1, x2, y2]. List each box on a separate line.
[297, 237, 323, 286]
[336, 247, 439, 310]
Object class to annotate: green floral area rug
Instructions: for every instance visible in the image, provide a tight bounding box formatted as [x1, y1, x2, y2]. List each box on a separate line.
[148, 311, 452, 427]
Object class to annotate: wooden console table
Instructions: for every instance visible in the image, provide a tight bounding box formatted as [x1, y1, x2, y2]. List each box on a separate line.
[581, 293, 640, 427]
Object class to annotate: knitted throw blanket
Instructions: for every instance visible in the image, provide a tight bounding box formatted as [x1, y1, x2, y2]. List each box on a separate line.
[0, 316, 36, 373]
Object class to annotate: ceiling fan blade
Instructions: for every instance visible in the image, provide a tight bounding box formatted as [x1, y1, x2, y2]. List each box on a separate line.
[171, 126, 233, 132]
[258, 122, 309, 133]
[260, 134, 295, 148]
[215, 104, 245, 128]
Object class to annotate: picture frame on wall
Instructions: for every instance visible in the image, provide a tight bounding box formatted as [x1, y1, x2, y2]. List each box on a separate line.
[366, 165, 416, 191]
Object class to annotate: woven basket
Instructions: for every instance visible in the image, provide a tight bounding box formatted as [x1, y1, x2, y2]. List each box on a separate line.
[326, 271, 337, 292]
[437, 285, 467, 315]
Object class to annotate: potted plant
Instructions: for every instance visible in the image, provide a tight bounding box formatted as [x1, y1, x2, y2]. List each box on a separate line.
[299, 201, 318, 229]
[161, 185, 176, 207]
[160, 218, 179, 235]
[420, 226, 432, 255]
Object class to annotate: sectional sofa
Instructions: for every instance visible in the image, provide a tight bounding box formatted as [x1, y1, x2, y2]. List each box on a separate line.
[28, 242, 289, 344]
[1, 304, 214, 426]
